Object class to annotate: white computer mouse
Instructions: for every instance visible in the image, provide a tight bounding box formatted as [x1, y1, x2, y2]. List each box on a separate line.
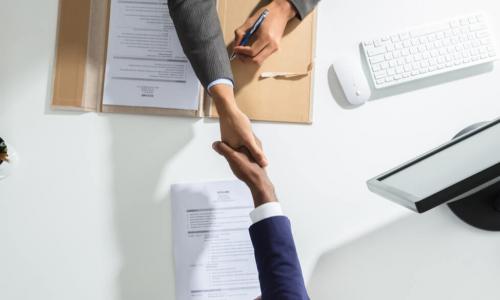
[333, 59, 372, 106]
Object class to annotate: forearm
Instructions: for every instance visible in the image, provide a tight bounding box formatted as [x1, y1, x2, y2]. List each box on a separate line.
[249, 178, 277, 208]
[273, 0, 298, 20]
[209, 84, 238, 117]
[249, 217, 309, 299]
[167, 0, 233, 88]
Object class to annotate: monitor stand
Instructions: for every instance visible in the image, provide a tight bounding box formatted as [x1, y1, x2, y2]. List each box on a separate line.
[447, 122, 500, 231]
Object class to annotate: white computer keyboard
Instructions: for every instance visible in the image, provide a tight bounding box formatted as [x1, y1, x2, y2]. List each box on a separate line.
[362, 13, 498, 89]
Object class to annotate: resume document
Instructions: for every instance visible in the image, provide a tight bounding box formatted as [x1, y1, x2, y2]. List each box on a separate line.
[103, 0, 201, 110]
[171, 180, 261, 300]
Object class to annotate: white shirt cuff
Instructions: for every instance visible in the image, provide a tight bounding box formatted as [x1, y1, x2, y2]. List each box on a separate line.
[207, 78, 234, 92]
[250, 202, 284, 224]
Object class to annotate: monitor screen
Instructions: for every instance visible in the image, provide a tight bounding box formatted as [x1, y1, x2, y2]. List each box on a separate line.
[368, 119, 500, 212]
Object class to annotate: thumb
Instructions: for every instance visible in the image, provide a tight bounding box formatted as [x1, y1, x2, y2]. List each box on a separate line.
[234, 27, 246, 47]
[234, 16, 257, 46]
[247, 139, 268, 167]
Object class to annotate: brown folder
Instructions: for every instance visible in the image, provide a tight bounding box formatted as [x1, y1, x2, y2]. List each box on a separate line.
[51, 0, 316, 123]
[211, 0, 316, 123]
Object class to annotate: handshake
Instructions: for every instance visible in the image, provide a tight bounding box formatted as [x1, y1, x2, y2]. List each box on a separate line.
[212, 141, 277, 208]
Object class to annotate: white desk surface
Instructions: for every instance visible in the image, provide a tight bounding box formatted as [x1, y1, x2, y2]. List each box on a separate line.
[1, 1, 500, 299]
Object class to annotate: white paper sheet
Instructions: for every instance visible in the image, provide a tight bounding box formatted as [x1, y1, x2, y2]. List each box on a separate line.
[103, 0, 201, 110]
[171, 180, 261, 300]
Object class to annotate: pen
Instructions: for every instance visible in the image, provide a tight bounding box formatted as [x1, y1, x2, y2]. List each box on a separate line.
[230, 9, 270, 61]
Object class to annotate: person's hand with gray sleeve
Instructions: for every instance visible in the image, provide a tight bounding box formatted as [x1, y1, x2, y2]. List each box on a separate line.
[212, 141, 310, 300]
[233, 0, 320, 64]
[167, 0, 268, 167]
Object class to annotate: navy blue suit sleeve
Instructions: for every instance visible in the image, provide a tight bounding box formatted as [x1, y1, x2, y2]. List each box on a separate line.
[249, 216, 309, 300]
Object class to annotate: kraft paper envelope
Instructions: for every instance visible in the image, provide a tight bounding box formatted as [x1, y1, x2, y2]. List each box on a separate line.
[52, 0, 316, 123]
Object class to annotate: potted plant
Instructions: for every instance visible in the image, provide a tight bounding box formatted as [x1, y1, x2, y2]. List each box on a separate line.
[0, 137, 18, 180]
[0, 137, 9, 164]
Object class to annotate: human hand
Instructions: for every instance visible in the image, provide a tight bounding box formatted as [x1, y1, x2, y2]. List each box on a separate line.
[233, 0, 297, 65]
[213, 141, 277, 207]
[210, 84, 268, 167]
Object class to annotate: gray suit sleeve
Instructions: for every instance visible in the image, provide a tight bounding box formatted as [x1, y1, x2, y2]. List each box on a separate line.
[167, 0, 233, 88]
[288, 0, 320, 20]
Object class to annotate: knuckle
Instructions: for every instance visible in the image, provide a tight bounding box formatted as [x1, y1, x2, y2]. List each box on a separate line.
[226, 151, 238, 161]
[235, 29, 244, 36]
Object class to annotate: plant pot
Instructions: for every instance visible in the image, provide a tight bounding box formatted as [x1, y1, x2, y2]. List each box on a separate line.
[0, 143, 19, 180]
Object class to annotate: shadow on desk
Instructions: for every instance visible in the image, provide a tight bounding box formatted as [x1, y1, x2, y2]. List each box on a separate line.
[107, 114, 195, 300]
[307, 207, 500, 300]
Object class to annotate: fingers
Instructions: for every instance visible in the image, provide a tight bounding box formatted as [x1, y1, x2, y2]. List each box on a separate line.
[234, 37, 268, 58]
[246, 137, 268, 168]
[250, 44, 277, 65]
[234, 39, 278, 65]
[234, 12, 260, 46]
[212, 141, 236, 159]
[234, 27, 246, 47]
[213, 141, 265, 168]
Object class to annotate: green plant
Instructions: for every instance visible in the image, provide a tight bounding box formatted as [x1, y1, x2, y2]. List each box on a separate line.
[0, 138, 8, 162]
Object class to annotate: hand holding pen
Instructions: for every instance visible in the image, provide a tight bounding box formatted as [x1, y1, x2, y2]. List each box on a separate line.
[232, 0, 297, 65]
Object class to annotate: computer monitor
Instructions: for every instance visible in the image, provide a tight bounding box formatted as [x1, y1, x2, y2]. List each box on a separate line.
[367, 118, 500, 214]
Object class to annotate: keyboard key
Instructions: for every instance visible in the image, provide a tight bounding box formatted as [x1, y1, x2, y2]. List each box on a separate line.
[370, 55, 385, 64]
[470, 24, 486, 32]
[400, 32, 410, 40]
[476, 31, 489, 38]
[374, 70, 387, 79]
[368, 47, 387, 56]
